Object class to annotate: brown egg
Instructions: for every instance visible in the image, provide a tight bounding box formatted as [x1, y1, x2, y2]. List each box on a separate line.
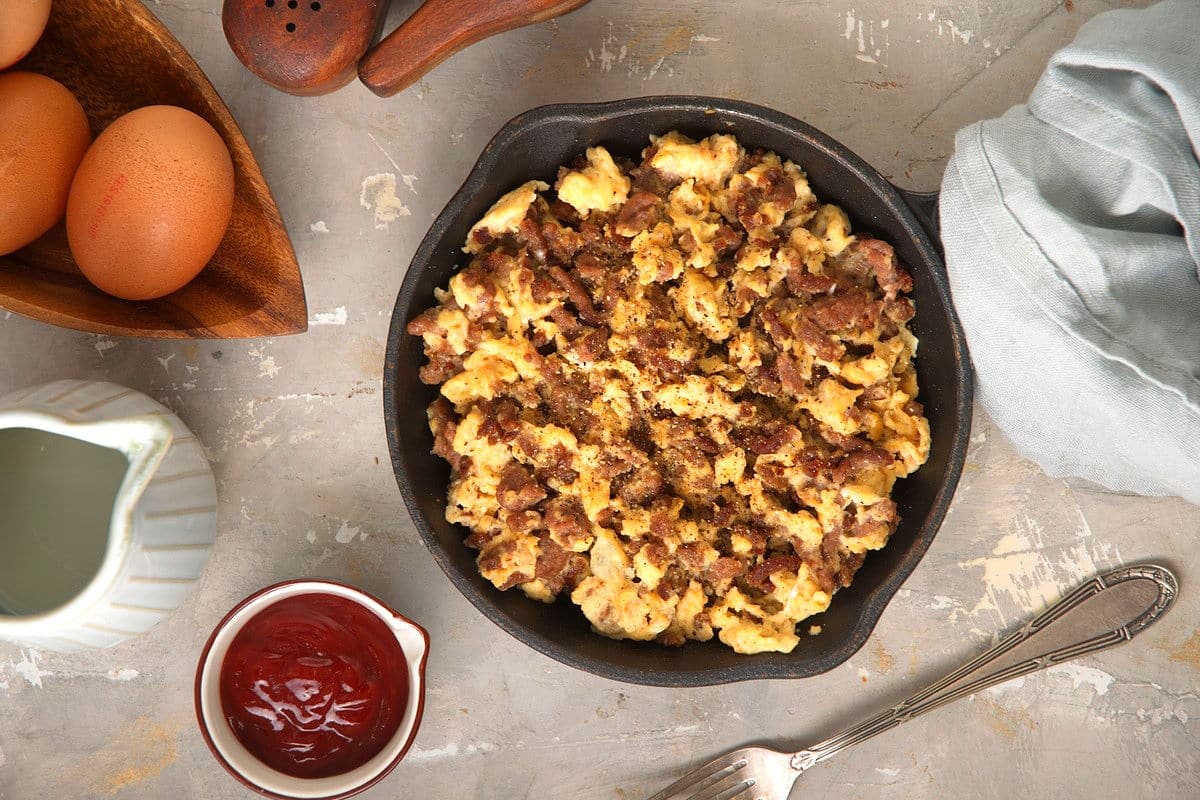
[0, 0, 52, 70]
[66, 105, 235, 301]
[0, 71, 90, 255]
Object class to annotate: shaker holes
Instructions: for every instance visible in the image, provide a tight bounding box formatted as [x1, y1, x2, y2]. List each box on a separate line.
[285, 21, 296, 32]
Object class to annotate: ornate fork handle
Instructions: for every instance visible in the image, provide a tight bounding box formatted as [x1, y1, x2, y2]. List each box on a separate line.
[790, 564, 1178, 772]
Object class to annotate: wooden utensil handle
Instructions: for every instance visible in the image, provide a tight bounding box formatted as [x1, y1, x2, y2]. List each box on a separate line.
[358, 0, 591, 97]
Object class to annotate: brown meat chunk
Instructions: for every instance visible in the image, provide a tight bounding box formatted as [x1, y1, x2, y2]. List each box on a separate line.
[745, 554, 802, 592]
[660, 446, 717, 502]
[518, 216, 549, 263]
[787, 271, 838, 296]
[712, 223, 745, 256]
[710, 494, 739, 527]
[538, 360, 596, 437]
[531, 269, 564, 303]
[463, 527, 498, 549]
[566, 327, 610, 364]
[542, 221, 584, 263]
[579, 218, 605, 244]
[548, 199, 582, 227]
[534, 443, 579, 486]
[885, 296, 916, 324]
[705, 557, 745, 588]
[549, 265, 603, 326]
[549, 304, 583, 337]
[468, 228, 495, 251]
[428, 398, 464, 471]
[406, 307, 441, 336]
[478, 398, 522, 443]
[418, 354, 463, 385]
[730, 166, 795, 230]
[830, 448, 895, 483]
[732, 191, 766, 232]
[534, 533, 571, 594]
[477, 538, 532, 591]
[807, 287, 879, 332]
[615, 191, 663, 234]
[676, 542, 709, 572]
[794, 448, 828, 477]
[497, 463, 548, 511]
[544, 496, 592, 549]
[573, 251, 606, 285]
[744, 422, 801, 455]
[754, 460, 791, 492]
[502, 510, 543, 536]
[845, 498, 898, 544]
[829, 237, 913, 298]
[762, 166, 798, 206]
[657, 628, 687, 647]
[759, 303, 791, 348]
[457, 256, 506, 322]
[775, 352, 806, 396]
[861, 238, 913, 297]
[816, 423, 865, 450]
[810, 532, 867, 592]
[536, 534, 590, 596]
[629, 163, 679, 196]
[793, 317, 843, 361]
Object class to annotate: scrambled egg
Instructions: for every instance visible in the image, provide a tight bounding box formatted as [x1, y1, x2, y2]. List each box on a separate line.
[464, 180, 548, 253]
[556, 147, 631, 216]
[413, 132, 931, 655]
[650, 131, 742, 188]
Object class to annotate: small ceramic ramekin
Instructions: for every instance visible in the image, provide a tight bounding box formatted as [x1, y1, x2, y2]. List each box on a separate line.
[194, 580, 429, 799]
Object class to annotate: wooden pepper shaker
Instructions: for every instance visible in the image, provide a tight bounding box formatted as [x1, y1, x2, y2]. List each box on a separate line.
[222, 0, 390, 96]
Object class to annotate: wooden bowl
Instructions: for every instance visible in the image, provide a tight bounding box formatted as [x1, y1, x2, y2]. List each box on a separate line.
[1, 0, 307, 339]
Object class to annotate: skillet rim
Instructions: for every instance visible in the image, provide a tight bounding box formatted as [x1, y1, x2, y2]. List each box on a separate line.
[384, 95, 974, 686]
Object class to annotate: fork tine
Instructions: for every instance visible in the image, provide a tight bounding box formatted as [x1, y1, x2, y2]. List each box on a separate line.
[644, 752, 749, 800]
[687, 770, 756, 800]
[727, 786, 764, 800]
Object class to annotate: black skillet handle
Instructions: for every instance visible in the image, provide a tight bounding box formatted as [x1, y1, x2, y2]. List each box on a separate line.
[893, 188, 943, 258]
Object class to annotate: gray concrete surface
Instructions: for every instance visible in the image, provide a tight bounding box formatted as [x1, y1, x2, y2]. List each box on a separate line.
[3, 0, 1198, 798]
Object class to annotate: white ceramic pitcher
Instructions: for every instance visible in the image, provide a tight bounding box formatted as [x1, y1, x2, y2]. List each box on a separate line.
[0, 379, 217, 652]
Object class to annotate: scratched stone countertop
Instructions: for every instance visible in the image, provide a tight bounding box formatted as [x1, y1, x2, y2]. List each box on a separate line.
[1, 0, 1198, 798]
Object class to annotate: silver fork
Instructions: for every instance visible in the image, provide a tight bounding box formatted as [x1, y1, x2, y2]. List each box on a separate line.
[647, 564, 1177, 800]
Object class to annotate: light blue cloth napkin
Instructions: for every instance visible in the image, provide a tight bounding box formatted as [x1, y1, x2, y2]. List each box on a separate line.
[940, 0, 1200, 504]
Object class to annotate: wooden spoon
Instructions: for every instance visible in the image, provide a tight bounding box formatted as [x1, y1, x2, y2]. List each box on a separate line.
[222, 0, 391, 96]
[358, 0, 592, 98]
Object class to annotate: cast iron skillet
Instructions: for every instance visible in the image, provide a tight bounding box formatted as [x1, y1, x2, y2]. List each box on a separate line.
[384, 96, 973, 686]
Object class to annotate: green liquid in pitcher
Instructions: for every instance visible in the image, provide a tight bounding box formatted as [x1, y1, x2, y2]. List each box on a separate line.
[0, 428, 128, 616]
